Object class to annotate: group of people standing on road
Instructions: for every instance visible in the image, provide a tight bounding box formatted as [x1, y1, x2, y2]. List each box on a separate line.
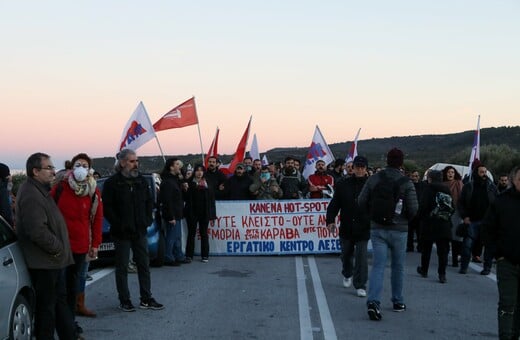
[324, 147, 520, 340]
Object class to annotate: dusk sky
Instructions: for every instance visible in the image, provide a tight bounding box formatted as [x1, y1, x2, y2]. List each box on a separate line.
[2, 1, 519, 170]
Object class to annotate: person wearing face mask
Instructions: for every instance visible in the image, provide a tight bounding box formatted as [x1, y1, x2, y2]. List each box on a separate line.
[51, 153, 103, 334]
[249, 165, 283, 199]
[0, 163, 14, 226]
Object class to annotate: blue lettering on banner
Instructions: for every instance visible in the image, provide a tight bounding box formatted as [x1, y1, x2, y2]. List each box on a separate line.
[226, 241, 275, 253]
[280, 240, 314, 252]
[318, 239, 341, 251]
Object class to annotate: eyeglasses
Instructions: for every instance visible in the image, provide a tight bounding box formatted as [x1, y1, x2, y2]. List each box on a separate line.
[38, 165, 56, 171]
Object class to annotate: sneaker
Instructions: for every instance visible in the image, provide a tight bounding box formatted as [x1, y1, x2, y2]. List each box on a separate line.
[342, 276, 352, 288]
[480, 269, 491, 275]
[183, 257, 193, 263]
[201, 257, 209, 263]
[367, 301, 382, 321]
[356, 289, 367, 297]
[127, 262, 137, 273]
[85, 273, 93, 281]
[439, 275, 447, 283]
[393, 303, 406, 312]
[119, 300, 136, 312]
[139, 298, 164, 310]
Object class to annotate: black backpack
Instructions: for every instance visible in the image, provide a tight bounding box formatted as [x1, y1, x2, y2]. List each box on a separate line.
[430, 191, 454, 221]
[369, 172, 409, 225]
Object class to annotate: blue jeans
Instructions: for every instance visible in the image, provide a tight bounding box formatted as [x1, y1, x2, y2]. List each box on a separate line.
[367, 229, 408, 305]
[461, 221, 482, 270]
[164, 219, 184, 262]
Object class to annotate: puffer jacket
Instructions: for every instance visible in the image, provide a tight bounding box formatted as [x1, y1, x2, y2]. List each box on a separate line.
[102, 172, 153, 240]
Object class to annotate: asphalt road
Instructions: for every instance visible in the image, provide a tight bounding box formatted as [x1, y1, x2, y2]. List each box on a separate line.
[80, 251, 497, 340]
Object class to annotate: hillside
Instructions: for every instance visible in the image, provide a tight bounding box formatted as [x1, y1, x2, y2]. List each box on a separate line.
[92, 126, 520, 175]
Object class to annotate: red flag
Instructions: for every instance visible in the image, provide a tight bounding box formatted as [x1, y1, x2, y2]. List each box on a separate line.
[153, 97, 198, 131]
[204, 128, 220, 168]
[220, 117, 252, 176]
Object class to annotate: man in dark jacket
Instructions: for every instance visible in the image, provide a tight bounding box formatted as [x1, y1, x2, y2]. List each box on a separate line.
[159, 158, 190, 265]
[205, 156, 227, 200]
[458, 160, 498, 275]
[481, 166, 520, 340]
[103, 149, 164, 312]
[278, 156, 307, 199]
[16, 152, 76, 339]
[326, 155, 370, 297]
[224, 163, 253, 200]
[358, 148, 418, 320]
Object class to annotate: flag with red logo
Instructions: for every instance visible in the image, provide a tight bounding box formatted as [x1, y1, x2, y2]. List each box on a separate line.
[345, 128, 361, 163]
[153, 97, 198, 131]
[302, 126, 335, 179]
[204, 128, 220, 168]
[220, 117, 252, 176]
[468, 115, 481, 171]
[118, 102, 157, 151]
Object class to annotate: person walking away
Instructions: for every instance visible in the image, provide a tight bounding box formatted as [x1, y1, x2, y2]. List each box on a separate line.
[102, 149, 164, 311]
[458, 160, 498, 275]
[184, 164, 217, 263]
[481, 166, 520, 340]
[15, 152, 77, 339]
[358, 148, 418, 321]
[326, 155, 370, 297]
[416, 170, 453, 283]
[51, 153, 102, 324]
[407, 170, 424, 252]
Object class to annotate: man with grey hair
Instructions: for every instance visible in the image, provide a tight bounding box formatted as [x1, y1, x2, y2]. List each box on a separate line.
[102, 149, 164, 311]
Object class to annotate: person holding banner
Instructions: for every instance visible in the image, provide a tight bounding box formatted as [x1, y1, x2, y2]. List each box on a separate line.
[326, 156, 370, 298]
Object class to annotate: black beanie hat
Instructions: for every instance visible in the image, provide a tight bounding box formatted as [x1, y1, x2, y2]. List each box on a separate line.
[0, 163, 10, 179]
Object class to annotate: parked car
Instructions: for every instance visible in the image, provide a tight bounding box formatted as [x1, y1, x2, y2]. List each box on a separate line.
[0, 216, 34, 340]
[95, 173, 166, 267]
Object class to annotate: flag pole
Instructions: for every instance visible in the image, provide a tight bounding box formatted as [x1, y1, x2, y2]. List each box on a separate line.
[193, 96, 205, 164]
[154, 135, 166, 164]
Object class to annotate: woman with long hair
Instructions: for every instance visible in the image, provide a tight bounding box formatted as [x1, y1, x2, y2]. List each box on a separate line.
[184, 164, 216, 263]
[442, 165, 464, 267]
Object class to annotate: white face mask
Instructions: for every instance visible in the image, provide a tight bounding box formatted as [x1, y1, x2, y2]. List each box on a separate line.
[73, 166, 89, 182]
[6, 182, 13, 192]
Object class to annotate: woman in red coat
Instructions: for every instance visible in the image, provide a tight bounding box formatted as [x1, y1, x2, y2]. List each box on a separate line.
[51, 153, 103, 332]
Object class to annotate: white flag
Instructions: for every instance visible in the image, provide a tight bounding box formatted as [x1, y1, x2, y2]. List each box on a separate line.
[118, 102, 157, 151]
[302, 126, 335, 179]
[468, 115, 481, 171]
[250, 133, 260, 161]
[345, 128, 361, 163]
[262, 154, 269, 166]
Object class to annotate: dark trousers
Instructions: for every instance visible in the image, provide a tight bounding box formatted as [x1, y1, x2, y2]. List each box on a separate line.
[340, 238, 368, 290]
[451, 240, 462, 266]
[407, 217, 421, 251]
[496, 259, 520, 340]
[29, 268, 75, 340]
[186, 217, 210, 258]
[420, 239, 449, 275]
[114, 234, 152, 303]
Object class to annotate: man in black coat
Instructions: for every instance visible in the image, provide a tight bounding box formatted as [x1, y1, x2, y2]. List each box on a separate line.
[326, 156, 370, 297]
[482, 166, 520, 340]
[103, 149, 164, 312]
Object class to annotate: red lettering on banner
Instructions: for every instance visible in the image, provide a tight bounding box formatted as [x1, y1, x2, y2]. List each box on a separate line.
[213, 216, 236, 228]
[249, 202, 283, 214]
[317, 226, 338, 238]
[241, 215, 284, 228]
[209, 228, 240, 240]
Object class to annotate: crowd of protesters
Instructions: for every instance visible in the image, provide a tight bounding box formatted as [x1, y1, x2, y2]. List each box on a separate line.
[1, 147, 519, 339]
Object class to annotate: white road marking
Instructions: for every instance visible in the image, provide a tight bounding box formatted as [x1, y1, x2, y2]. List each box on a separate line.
[308, 256, 337, 340]
[85, 267, 114, 287]
[468, 262, 497, 282]
[295, 256, 313, 340]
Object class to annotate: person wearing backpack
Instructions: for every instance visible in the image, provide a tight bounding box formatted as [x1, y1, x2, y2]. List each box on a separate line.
[416, 170, 453, 283]
[358, 148, 418, 321]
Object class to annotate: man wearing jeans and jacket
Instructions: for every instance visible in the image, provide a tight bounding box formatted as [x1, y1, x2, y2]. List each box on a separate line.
[358, 148, 418, 321]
